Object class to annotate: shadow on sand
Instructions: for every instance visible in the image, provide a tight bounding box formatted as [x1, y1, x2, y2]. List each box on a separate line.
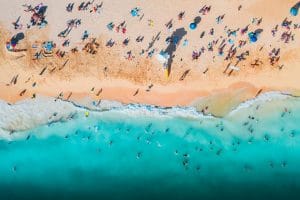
[164, 27, 187, 76]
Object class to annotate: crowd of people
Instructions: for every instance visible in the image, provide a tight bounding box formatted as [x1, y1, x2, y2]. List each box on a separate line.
[4, 1, 300, 103]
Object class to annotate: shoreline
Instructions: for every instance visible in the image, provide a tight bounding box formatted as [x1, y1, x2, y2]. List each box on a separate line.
[1, 69, 300, 116]
[0, 90, 299, 141]
[1, 69, 300, 117]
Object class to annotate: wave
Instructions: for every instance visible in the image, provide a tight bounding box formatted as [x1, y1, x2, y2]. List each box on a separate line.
[0, 97, 76, 140]
[227, 91, 294, 115]
[0, 92, 299, 140]
[0, 96, 211, 140]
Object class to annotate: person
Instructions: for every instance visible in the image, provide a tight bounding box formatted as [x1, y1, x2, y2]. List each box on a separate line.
[241, 24, 249, 35]
[107, 22, 114, 30]
[66, 3, 74, 12]
[82, 30, 89, 41]
[122, 27, 127, 34]
[148, 19, 154, 27]
[183, 39, 188, 47]
[178, 11, 185, 20]
[122, 38, 130, 46]
[216, 14, 225, 24]
[93, 2, 103, 13]
[62, 39, 70, 47]
[12, 16, 22, 30]
[78, 2, 85, 10]
[106, 39, 115, 47]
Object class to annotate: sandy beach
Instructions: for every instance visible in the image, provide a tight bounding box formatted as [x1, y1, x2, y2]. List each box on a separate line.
[2, 2, 300, 198]
[0, 0, 299, 116]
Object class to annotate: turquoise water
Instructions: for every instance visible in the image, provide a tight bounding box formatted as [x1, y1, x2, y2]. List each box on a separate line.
[1, 96, 300, 199]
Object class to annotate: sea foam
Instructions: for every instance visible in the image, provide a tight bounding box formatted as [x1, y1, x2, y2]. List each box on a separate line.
[228, 91, 292, 115]
[0, 97, 77, 140]
[0, 96, 209, 140]
[0, 92, 298, 140]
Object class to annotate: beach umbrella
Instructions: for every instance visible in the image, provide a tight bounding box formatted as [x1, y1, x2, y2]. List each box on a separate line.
[156, 51, 169, 64]
[10, 32, 25, 48]
[290, 2, 300, 16]
[248, 32, 257, 43]
[189, 22, 197, 30]
[131, 8, 140, 17]
[6, 42, 13, 51]
[290, 7, 298, 16]
[44, 41, 54, 51]
[131, 9, 138, 17]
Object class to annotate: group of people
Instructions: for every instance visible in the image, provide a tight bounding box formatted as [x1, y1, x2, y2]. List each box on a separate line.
[5, 1, 300, 102]
[187, 3, 299, 75]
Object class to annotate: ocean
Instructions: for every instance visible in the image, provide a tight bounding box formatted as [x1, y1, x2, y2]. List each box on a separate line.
[0, 92, 300, 200]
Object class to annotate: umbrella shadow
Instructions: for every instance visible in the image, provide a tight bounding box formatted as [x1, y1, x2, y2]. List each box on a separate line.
[194, 16, 201, 25]
[164, 27, 187, 76]
[10, 32, 25, 45]
[254, 28, 263, 35]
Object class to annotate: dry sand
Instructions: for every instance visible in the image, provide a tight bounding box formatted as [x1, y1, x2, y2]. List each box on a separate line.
[0, 0, 299, 116]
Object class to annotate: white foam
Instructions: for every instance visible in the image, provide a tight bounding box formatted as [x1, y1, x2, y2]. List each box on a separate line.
[228, 91, 291, 115]
[111, 104, 213, 120]
[0, 97, 77, 139]
[0, 96, 213, 139]
[64, 96, 212, 119]
[0, 92, 297, 140]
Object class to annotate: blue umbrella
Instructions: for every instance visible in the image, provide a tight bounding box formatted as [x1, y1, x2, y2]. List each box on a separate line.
[131, 9, 138, 17]
[189, 22, 197, 30]
[248, 32, 257, 43]
[290, 7, 298, 16]
[290, 2, 300, 16]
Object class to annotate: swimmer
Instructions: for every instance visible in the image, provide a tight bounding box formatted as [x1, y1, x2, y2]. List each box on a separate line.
[183, 153, 189, 158]
[264, 134, 270, 141]
[26, 134, 31, 140]
[289, 130, 295, 137]
[281, 161, 287, 167]
[243, 164, 252, 172]
[136, 152, 142, 159]
[216, 148, 222, 155]
[156, 141, 162, 148]
[174, 149, 179, 155]
[182, 158, 189, 169]
[269, 161, 274, 168]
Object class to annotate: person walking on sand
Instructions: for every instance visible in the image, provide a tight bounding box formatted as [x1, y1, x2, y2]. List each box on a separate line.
[82, 30, 89, 41]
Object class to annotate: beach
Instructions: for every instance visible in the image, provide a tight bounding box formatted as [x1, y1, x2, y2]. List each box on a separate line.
[0, 0, 299, 116]
[1, 1, 300, 199]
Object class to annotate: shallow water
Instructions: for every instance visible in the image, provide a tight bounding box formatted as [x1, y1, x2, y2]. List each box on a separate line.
[1, 95, 300, 199]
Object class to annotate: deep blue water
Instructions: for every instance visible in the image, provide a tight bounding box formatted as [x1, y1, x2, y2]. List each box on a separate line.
[1, 97, 300, 199]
